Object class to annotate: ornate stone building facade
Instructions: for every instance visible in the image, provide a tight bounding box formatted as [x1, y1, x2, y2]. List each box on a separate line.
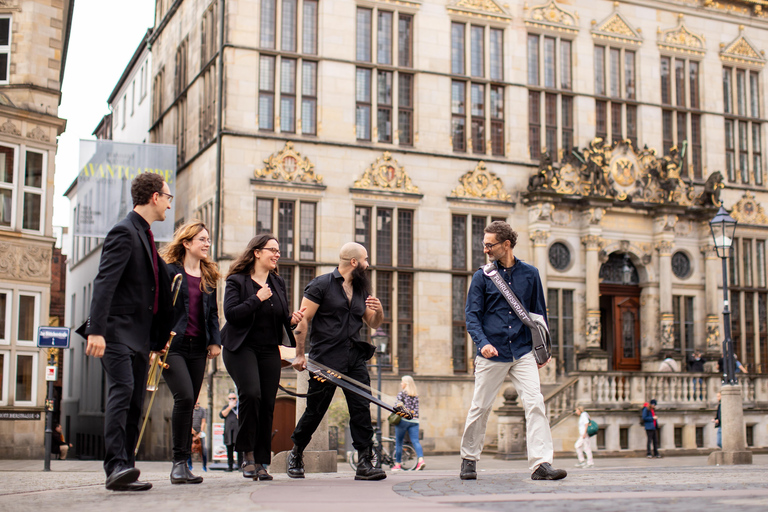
[148, 0, 768, 457]
[0, 0, 73, 458]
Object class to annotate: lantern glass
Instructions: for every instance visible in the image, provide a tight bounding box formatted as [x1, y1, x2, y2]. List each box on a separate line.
[709, 206, 737, 259]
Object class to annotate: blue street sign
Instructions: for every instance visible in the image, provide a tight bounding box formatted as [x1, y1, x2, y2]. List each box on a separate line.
[37, 326, 71, 349]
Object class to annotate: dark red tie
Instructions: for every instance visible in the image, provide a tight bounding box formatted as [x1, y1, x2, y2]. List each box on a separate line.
[147, 228, 159, 314]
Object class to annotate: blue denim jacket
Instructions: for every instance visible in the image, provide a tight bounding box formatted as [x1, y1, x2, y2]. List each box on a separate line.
[464, 258, 548, 362]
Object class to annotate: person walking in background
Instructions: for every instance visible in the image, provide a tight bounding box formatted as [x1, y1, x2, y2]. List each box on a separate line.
[642, 399, 661, 458]
[658, 356, 680, 372]
[220, 391, 241, 471]
[392, 376, 425, 471]
[189, 402, 208, 472]
[221, 235, 304, 481]
[460, 221, 566, 482]
[289, 242, 385, 482]
[159, 220, 221, 484]
[714, 392, 722, 448]
[82, 172, 174, 492]
[573, 406, 594, 468]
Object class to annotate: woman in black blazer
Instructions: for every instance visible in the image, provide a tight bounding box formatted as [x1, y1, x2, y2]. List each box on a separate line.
[159, 220, 221, 484]
[222, 234, 304, 481]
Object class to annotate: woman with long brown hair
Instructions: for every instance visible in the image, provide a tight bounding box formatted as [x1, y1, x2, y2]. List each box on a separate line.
[221, 234, 304, 481]
[159, 220, 221, 484]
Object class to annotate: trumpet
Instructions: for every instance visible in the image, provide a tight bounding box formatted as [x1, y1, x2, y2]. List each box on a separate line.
[135, 273, 183, 455]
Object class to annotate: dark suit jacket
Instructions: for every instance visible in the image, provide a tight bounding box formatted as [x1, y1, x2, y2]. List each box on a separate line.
[167, 263, 221, 347]
[220, 271, 296, 352]
[81, 211, 173, 353]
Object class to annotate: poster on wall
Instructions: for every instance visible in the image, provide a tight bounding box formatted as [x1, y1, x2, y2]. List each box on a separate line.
[75, 140, 177, 240]
[212, 422, 227, 461]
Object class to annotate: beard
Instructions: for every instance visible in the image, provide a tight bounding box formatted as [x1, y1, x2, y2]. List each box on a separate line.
[351, 264, 371, 297]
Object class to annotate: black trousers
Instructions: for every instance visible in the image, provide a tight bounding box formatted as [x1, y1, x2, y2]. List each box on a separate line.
[226, 444, 242, 469]
[646, 429, 659, 456]
[101, 341, 149, 477]
[223, 343, 281, 464]
[292, 347, 374, 452]
[163, 336, 208, 462]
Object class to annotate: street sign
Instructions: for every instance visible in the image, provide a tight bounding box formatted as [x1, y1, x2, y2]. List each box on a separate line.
[45, 366, 57, 381]
[37, 326, 70, 349]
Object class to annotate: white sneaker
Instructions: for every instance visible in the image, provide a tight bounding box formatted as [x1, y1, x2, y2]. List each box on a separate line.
[585, 462, 594, 468]
[574, 461, 586, 468]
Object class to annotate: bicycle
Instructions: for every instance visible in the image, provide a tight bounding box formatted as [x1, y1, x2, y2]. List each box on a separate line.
[347, 427, 417, 471]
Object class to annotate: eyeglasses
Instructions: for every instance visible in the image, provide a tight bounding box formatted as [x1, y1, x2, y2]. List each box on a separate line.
[195, 237, 212, 245]
[483, 241, 503, 250]
[261, 247, 281, 255]
[159, 192, 174, 203]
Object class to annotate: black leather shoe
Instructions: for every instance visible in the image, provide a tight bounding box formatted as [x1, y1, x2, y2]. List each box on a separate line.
[460, 459, 477, 480]
[355, 446, 386, 481]
[105, 467, 140, 490]
[110, 480, 153, 491]
[287, 445, 305, 479]
[170, 461, 203, 484]
[242, 460, 257, 479]
[531, 462, 567, 481]
[254, 463, 273, 481]
[184, 465, 204, 483]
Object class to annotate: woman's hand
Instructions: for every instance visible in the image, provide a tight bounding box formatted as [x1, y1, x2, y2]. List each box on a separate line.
[256, 284, 272, 301]
[207, 345, 221, 359]
[290, 307, 307, 326]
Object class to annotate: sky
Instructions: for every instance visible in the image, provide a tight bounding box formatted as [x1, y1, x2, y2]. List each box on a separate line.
[53, 0, 156, 229]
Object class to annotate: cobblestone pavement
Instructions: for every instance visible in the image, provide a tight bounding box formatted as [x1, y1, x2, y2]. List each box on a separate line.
[1, 455, 767, 512]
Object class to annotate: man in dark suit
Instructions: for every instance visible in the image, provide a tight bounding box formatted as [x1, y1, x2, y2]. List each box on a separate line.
[84, 172, 173, 491]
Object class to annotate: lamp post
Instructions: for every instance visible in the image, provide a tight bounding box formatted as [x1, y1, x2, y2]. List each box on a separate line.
[371, 328, 388, 450]
[708, 206, 752, 465]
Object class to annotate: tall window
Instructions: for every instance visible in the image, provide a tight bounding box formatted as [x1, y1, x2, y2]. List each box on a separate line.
[201, 1, 218, 67]
[255, 197, 317, 309]
[356, 8, 414, 145]
[355, 205, 414, 371]
[723, 66, 762, 185]
[594, 45, 637, 146]
[729, 238, 768, 374]
[152, 67, 164, 124]
[0, 16, 11, 83]
[527, 34, 573, 159]
[451, 22, 504, 155]
[547, 289, 574, 374]
[22, 150, 44, 232]
[661, 56, 702, 179]
[672, 295, 695, 361]
[174, 38, 188, 98]
[0, 145, 48, 233]
[259, 0, 319, 135]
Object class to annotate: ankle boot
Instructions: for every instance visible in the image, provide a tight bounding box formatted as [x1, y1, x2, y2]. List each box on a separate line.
[287, 445, 305, 479]
[355, 446, 386, 481]
[184, 464, 203, 484]
[171, 461, 202, 484]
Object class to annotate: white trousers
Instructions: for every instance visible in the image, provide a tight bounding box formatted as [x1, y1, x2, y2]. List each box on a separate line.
[575, 436, 593, 463]
[459, 352, 553, 471]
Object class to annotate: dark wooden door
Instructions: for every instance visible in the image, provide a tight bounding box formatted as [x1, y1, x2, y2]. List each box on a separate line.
[271, 397, 296, 454]
[613, 296, 641, 371]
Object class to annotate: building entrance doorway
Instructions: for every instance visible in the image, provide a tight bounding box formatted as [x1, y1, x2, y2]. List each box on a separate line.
[599, 253, 642, 371]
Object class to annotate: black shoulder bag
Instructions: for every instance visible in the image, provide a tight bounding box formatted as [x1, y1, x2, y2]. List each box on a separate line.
[482, 262, 552, 365]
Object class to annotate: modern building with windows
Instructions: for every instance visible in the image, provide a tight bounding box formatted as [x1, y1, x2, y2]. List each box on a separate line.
[136, 0, 768, 457]
[0, 0, 73, 458]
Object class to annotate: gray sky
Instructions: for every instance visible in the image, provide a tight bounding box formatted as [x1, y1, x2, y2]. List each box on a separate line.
[53, 0, 155, 228]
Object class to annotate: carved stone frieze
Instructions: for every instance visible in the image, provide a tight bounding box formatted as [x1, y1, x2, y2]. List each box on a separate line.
[0, 120, 20, 136]
[451, 161, 511, 201]
[720, 32, 765, 67]
[526, 0, 578, 34]
[654, 214, 678, 233]
[673, 220, 693, 237]
[655, 240, 675, 256]
[255, 142, 323, 184]
[660, 315, 675, 350]
[552, 207, 572, 226]
[581, 235, 604, 250]
[705, 315, 721, 351]
[27, 126, 50, 142]
[528, 203, 553, 223]
[527, 138, 695, 206]
[585, 311, 601, 348]
[353, 152, 420, 194]
[592, 12, 642, 44]
[0, 243, 52, 281]
[530, 230, 550, 246]
[730, 191, 768, 225]
[658, 21, 705, 56]
[447, 0, 510, 20]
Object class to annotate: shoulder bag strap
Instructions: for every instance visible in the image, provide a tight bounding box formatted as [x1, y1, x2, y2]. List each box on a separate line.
[482, 262, 536, 329]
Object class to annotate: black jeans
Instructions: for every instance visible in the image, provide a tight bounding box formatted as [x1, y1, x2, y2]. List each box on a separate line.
[226, 444, 242, 469]
[163, 336, 208, 462]
[100, 341, 149, 477]
[646, 429, 659, 456]
[223, 343, 281, 464]
[292, 346, 374, 452]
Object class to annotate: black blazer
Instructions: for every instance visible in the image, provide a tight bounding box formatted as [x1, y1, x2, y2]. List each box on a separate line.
[167, 263, 221, 347]
[220, 271, 296, 352]
[81, 211, 173, 353]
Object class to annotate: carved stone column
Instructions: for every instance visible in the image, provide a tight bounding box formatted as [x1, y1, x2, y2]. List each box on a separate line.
[656, 240, 675, 351]
[530, 230, 550, 293]
[582, 234, 603, 349]
[701, 244, 722, 353]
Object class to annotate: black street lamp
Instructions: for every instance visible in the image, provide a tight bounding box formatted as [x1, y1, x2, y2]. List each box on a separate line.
[371, 328, 389, 450]
[709, 206, 738, 385]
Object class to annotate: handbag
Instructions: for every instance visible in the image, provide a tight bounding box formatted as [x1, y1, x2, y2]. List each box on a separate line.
[587, 418, 599, 437]
[482, 263, 552, 365]
[387, 412, 402, 426]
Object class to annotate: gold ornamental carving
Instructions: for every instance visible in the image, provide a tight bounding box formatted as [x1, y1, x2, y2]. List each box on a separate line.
[530, 230, 550, 246]
[655, 240, 675, 256]
[353, 152, 420, 194]
[730, 191, 768, 225]
[450, 161, 511, 202]
[721, 33, 765, 67]
[526, 0, 578, 34]
[255, 142, 323, 184]
[0, 243, 52, 281]
[581, 235, 604, 250]
[592, 12, 642, 45]
[658, 22, 705, 56]
[447, 0, 510, 21]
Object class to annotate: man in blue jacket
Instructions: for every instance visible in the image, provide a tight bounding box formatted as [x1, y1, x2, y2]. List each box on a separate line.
[642, 399, 660, 458]
[459, 221, 566, 481]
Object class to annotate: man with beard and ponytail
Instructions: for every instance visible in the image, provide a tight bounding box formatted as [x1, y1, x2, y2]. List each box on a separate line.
[288, 242, 385, 481]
